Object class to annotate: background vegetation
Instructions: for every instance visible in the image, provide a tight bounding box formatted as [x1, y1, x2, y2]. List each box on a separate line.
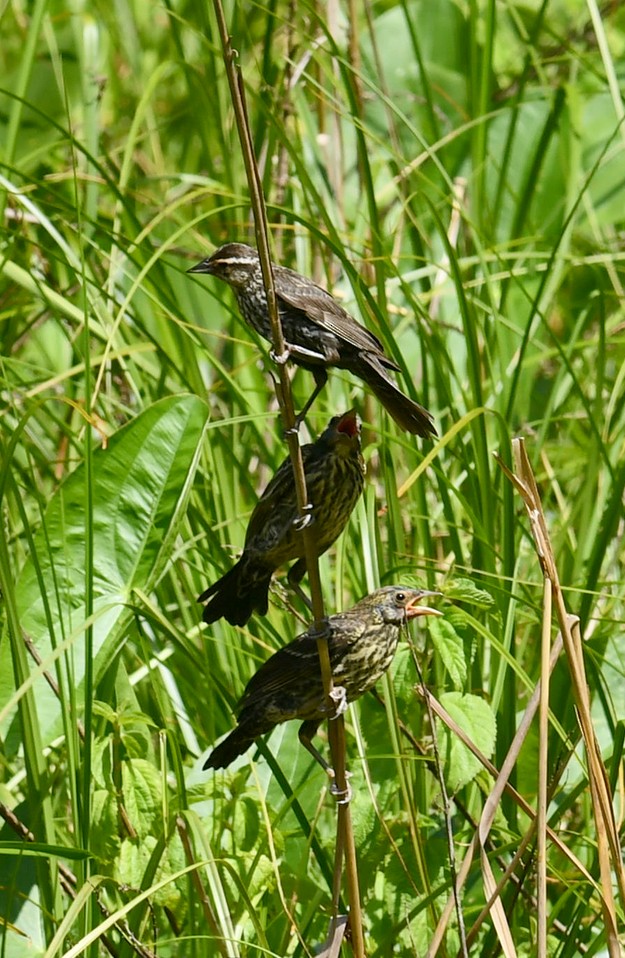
[1, 0, 624, 955]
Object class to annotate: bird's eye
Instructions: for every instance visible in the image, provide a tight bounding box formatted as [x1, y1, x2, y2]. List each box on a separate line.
[396, 592, 406, 604]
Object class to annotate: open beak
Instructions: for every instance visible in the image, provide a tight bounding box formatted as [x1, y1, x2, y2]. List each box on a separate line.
[336, 408, 359, 437]
[405, 590, 443, 619]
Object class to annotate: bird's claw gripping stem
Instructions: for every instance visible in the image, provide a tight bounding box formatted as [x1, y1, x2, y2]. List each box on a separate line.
[326, 765, 352, 803]
[270, 345, 291, 366]
[293, 504, 313, 531]
[330, 780, 352, 804]
[329, 685, 348, 718]
[309, 618, 331, 641]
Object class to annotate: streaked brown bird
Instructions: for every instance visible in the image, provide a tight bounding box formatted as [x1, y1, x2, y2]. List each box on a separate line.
[199, 409, 365, 626]
[188, 243, 436, 438]
[204, 586, 441, 771]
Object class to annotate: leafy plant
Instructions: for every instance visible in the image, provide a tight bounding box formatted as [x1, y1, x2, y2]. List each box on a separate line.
[1, 1, 625, 956]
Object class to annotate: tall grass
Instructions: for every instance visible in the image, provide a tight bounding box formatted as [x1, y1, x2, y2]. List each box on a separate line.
[1, 1, 624, 955]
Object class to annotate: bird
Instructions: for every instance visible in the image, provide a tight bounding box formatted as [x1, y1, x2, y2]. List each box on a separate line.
[198, 409, 366, 626]
[188, 243, 436, 437]
[203, 586, 442, 772]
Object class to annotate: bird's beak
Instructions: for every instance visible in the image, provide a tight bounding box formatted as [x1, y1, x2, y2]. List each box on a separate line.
[405, 591, 443, 619]
[336, 408, 359, 437]
[187, 258, 213, 274]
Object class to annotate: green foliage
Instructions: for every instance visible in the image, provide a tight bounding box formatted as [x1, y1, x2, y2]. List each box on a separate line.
[428, 617, 468, 690]
[2, 0, 625, 956]
[436, 691, 497, 793]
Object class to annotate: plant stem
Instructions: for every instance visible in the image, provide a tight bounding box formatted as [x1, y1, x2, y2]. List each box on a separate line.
[210, 2, 365, 952]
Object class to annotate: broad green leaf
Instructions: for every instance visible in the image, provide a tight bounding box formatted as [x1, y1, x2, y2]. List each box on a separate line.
[121, 759, 163, 836]
[444, 578, 494, 608]
[1, 395, 207, 749]
[436, 692, 497, 793]
[428, 618, 467, 689]
[91, 788, 121, 866]
[116, 834, 158, 892]
[389, 644, 419, 701]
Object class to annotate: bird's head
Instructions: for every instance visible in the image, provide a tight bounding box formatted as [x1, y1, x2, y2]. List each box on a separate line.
[323, 409, 362, 456]
[364, 586, 443, 625]
[187, 243, 260, 287]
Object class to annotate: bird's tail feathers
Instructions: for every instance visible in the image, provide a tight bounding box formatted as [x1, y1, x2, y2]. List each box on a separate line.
[203, 727, 255, 770]
[198, 558, 272, 627]
[360, 356, 436, 438]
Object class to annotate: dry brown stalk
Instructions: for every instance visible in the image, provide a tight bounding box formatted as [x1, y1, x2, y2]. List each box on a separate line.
[209, 3, 366, 953]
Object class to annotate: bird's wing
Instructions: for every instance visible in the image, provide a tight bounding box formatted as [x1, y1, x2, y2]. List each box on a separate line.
[237, 614, 365, 712]
[307, 307, 399, 367]
[244, 443, 314, 546]
[275, 267, 400, 368]
[237, 635, 321, 710]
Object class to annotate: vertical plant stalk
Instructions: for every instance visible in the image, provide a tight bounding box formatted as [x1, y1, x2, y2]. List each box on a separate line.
[176, 816, 231, 958]
[423, 624, 598, 956]
[421, 627, 590, 958]
[498, 439, 625, 956]
[418, 661, 469, 958]
[324, 0, 346, 223]
[537, 579, 552, 958]
[65, 88, 97, 951]
[210, 3, 365, 954]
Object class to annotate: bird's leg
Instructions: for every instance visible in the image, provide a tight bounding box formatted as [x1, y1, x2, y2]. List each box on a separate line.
[299, 718, 353, 804]
[299, 622, 353, 798]
[326, 686, 352, 802]
[293, 368, 328, 429]
[287, 562, 314, 611]
[269, 369, 303, 440]
[298, 719, 331, 773]
[290, 581, 313, 611]
[287, 578, 314, 612]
